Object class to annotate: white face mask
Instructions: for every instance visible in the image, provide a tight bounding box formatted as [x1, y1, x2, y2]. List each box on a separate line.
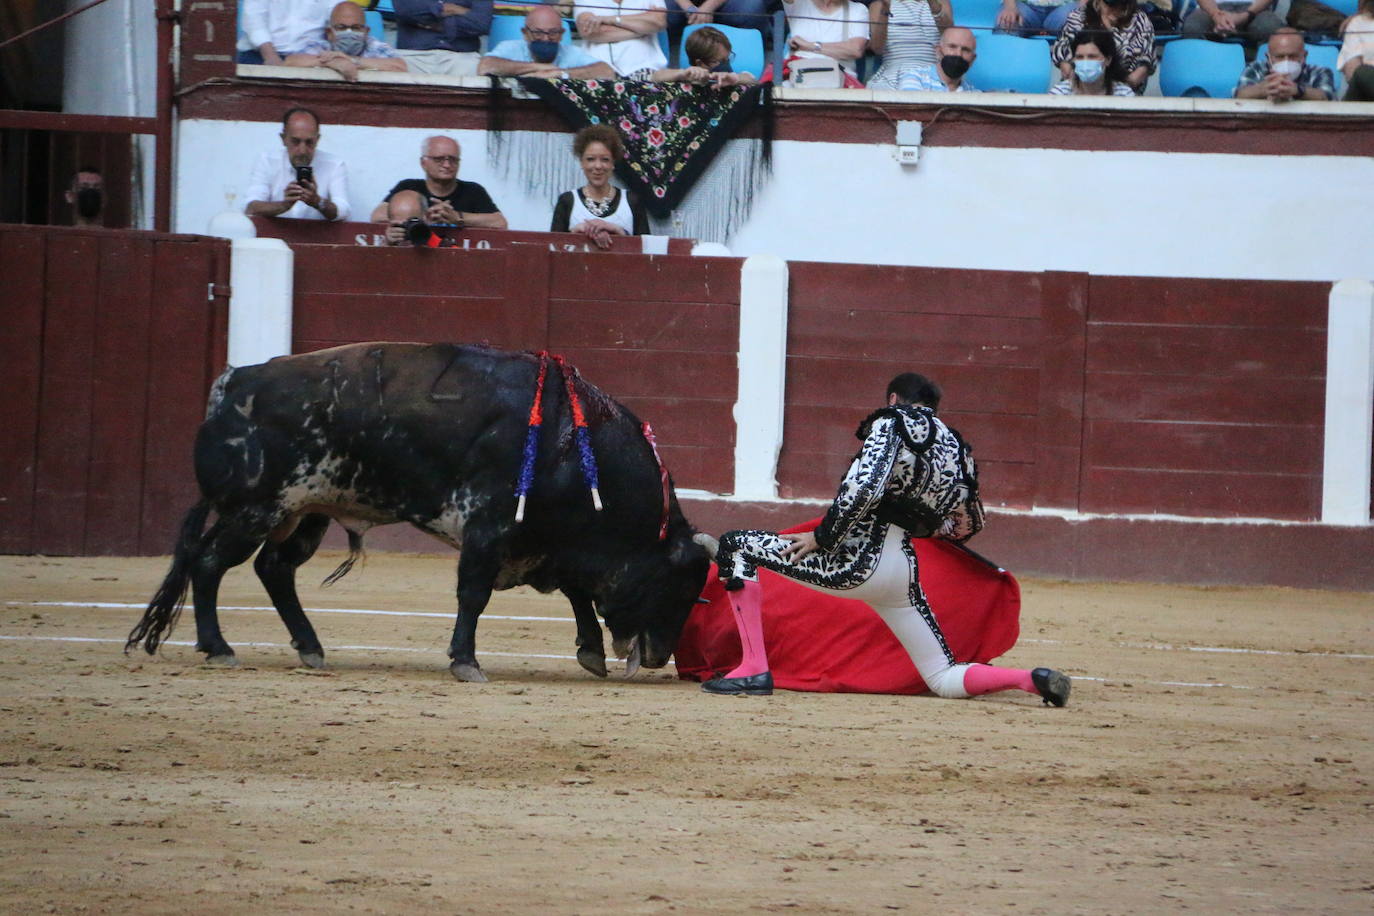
[1271, 59, 1302, 78]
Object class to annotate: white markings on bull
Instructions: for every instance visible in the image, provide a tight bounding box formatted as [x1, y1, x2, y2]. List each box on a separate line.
[235, 394, 255, 419]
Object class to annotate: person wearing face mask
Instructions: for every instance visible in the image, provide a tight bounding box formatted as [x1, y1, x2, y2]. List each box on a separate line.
[66, 168, 106, 228]
[894, 26, 981, 91]
[651, 25, 759, 85]
[477, 6, 615, 79]
[1049, 31, 1136, 96]
[550, 125, 648, 249]
[1052, 0, 1155, 93]
[866, 0, 952, 90]
[285, 1, 408, 81]
[1234, 27, 1337, 100]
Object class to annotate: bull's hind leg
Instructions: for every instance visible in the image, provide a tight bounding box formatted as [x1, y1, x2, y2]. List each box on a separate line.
[448, 540, 501, 683]
[254, 513, 330, 669]
[190, 523, 266, 666]
[562, 586, 607, 678]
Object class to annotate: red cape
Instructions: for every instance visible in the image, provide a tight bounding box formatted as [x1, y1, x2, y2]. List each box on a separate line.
[674, 518, 1021, 695]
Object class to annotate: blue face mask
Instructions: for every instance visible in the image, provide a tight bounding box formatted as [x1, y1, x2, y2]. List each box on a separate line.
[1074, 58, 1105, 83]
[528, 39, 560, 63]
[332, 30, 367, 56]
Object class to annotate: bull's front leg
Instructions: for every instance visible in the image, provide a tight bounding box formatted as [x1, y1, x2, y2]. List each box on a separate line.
[561, 586, 607, 678]
[448, 543, 500, 683]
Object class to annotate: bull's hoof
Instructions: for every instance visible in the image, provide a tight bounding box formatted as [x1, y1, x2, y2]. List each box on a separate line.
[577, 647, 609, 678]
[623, 639, 642, 679]
[449, 662, 489, 683]
[297, 651, 326, 670]
[205, 653, 239, 668]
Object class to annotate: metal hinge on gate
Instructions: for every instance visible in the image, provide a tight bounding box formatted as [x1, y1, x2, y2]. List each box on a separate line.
[208, 282, 231, 301]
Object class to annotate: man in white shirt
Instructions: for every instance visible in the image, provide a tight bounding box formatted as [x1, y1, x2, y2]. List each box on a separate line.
[244, 108, 352, 222]
[239, 0, 336, 65]
[574, 0, 669, 78]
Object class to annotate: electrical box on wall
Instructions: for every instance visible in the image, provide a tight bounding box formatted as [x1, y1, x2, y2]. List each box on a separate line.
[895, 120, 923, 166]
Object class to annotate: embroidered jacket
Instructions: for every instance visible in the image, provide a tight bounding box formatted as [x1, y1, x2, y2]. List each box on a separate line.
[813, 405, 983, 551]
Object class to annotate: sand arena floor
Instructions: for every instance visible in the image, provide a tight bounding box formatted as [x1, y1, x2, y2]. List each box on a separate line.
[1, 552, 1371, 914]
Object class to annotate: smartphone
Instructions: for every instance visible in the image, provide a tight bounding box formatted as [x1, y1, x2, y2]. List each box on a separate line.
[295, 165, 314, 184]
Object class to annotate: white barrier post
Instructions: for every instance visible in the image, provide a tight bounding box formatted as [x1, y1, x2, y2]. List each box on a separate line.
[227, 237, 294, 368]
[1321, 279, 1374, 525]
[733, 255, 789, 499]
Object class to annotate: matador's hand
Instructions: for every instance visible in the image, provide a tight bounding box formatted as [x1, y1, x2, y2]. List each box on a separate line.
[780, 530, 819, 562]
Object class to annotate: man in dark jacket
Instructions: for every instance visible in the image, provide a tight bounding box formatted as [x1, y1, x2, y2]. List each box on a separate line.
[393, 0, 494, 75]
[707, 373, 1071, 706]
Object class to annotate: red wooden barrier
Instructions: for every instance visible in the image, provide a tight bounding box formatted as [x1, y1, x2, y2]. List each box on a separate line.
[0, 226, 230, 556]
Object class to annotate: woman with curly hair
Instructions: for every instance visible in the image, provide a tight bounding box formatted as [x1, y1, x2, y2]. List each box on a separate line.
[551, 124, 648, 248]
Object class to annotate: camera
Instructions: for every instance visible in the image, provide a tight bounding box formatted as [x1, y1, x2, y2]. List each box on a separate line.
[401, 217, 459, 248]
[294, 165, 314, 184]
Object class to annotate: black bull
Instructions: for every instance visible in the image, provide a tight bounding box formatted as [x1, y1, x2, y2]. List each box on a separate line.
[125, 343, 713, 681]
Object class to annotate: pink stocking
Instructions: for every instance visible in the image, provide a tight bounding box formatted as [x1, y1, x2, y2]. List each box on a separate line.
[961, 664, 1035, 697]
[724, 580, 769, 679]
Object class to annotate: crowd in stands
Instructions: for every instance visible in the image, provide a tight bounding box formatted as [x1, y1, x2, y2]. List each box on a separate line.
[239, 0, 1373, 98]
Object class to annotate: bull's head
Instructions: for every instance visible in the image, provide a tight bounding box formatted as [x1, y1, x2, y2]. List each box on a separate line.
[600, 525, 711, 672]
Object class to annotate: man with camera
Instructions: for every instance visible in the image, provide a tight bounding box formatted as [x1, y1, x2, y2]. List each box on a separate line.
[245, 107, 351, 221]
[370, 135, 507, 242]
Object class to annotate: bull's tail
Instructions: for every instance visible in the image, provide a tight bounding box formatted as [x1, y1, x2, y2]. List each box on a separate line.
[320, 529, 366, 587]
[125, 501, 213, 655]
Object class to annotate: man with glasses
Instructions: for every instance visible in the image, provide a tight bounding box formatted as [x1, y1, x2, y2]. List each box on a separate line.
[284, 1, 408, 81]
[478, 5, 615, 78]
[370, 135, 507, 237]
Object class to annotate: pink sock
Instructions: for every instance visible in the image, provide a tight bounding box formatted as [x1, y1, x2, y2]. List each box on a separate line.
[961, 664, 1035, 697]
[724, 581, 769, 678]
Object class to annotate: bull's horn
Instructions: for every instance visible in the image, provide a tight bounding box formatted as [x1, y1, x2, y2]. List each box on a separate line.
[692, 532, 719, 560]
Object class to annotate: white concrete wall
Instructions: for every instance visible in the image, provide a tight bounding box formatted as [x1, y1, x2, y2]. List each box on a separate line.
[176, 118, 1374, 282]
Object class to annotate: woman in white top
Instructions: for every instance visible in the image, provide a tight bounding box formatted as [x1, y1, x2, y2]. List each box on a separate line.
[574, 0, 669, 78]
[1047, 31, 1137, 97]
[783, 0, 870, 80]
[866, 0, 952, 89]
[551, 125, 648, 248]
[1337, 0, 1374, 100]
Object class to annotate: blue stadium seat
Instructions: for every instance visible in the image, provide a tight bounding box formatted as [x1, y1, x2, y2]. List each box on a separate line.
[965, 34, 1052, 92]
[488, 14, 529, 48]
[1323, 0, 1358, 13]
[678, 23, 766, 77]
[1158, 39, 1245, 97]
[371, 0, 396, 15]
[659, 29, 670, 62]
[955, 0, 1004, 31]
[365, 9, 385, 36]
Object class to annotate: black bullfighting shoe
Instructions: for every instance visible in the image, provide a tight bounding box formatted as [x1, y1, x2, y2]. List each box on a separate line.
[701, 671, 774, 696]
[1031, 667, 1071, 707]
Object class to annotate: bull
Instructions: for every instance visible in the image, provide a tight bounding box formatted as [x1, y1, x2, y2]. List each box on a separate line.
[125, 342, 712, 682]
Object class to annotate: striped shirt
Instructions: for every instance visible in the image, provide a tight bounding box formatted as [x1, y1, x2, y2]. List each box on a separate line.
[867, 0, 940, 90]
[1048, 78, 1137, 96]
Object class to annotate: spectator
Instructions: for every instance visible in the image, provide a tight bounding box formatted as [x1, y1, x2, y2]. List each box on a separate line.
[1053, 0, 1155, 93]
[284, 1, 408, 81]
[551, 125, 649, 247]
[996, 0, 1076, 37]
[65, 167, 105, 227]
[783, 0, 871, 84]
[574, 0, 670, 78]
[1234, 27, 1337, 100]
[238, 0, 335, 65]
[664, 0, 770, 43]
[393, 0, 494, 76]
[867, 0, 951, 89]
[651, 24, 759, 83]
[245, 107, 351, 221]
[897, 25, 980, 90]
[1049, 30, 1138, 95]
[1181, 0, 1283, 45]
[477, 6, 616, 78]
[1338, 0, 1374, 100]
[369, 135, 508, 230]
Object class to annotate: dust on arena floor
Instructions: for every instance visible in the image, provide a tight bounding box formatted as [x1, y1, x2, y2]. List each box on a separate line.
[1, 552, 1370, 914]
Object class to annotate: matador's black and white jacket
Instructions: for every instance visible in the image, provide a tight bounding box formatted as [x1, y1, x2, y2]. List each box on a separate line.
[717, 404, 984, 592]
